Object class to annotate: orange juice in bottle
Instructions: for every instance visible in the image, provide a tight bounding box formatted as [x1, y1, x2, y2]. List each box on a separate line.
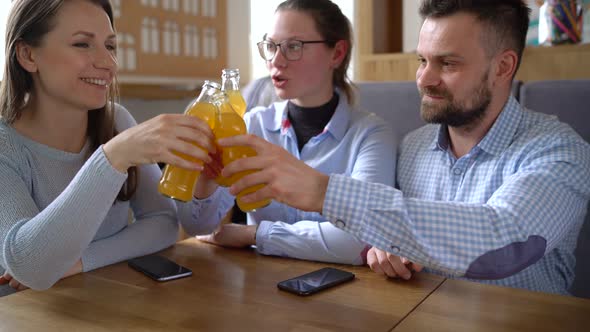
[158, 81, 221, 202]
[221, 68, 247, 118]
[211, 93, 271, 212]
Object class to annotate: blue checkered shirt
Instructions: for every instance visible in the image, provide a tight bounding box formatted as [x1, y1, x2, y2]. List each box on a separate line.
[323, 96, 590, 295]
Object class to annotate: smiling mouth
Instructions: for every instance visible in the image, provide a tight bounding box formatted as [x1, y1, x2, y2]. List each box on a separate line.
[81, 78, 109, 87]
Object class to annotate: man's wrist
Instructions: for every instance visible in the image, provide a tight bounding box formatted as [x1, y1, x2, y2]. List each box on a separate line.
[314, 174, 330, 213]
[251, 225, 258, 245]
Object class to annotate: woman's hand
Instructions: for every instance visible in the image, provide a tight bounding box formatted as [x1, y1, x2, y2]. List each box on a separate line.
[193, 152, 223, 199]
[218, 134, 329, 213]
[0, 259, 83, 292]
[103, 114, 216, 173]
[196, 224, 257, 248]
[62, 259, 83, 279]
[0, 273, 28, 291]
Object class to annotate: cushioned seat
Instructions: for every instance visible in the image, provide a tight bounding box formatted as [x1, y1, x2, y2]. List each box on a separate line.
[356, 81, 424, 143]
[520, 80, 590, 298]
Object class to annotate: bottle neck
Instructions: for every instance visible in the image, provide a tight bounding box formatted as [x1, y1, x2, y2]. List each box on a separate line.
[212, 93, 236, 114]
[197, 87, 221, 103]
[222, 76, 240, 91]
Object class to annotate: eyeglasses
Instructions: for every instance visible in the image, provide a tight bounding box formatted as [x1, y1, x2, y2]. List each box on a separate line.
[257, 39, 330, 61]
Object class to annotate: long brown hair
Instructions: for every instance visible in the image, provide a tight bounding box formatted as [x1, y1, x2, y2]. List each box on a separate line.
[0, 0, 137, 201]
[276, 0, 356, 104]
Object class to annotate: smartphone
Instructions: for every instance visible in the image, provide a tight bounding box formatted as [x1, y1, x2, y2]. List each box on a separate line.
[277, 267, 355, 296]
[128, 254, 192, 282]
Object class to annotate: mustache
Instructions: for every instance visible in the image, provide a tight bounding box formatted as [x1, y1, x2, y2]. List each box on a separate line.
[419, 87, 451, 99]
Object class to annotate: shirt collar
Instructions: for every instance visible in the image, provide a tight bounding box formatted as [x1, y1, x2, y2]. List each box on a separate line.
[431, 125, 448, 151]
[264, 89, 351, 141]
[265, 100, 288, 132]
[477, 95, 522, 156]
[430, 95, 523, 156]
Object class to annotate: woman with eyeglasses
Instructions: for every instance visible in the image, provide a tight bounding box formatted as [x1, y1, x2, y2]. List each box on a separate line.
[178, 0, 395, 266]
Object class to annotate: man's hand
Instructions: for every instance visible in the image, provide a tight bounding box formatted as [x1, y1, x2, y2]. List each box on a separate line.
[196, 224, 257, 248]
[367, 247, 423, 280]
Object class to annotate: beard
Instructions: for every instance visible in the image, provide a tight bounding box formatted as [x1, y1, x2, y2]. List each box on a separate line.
[419, 72, 492, 128]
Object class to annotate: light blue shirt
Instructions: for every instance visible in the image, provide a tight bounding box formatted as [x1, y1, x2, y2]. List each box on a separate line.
[179, 91, 396, 265]
[323, 96, 590, 294]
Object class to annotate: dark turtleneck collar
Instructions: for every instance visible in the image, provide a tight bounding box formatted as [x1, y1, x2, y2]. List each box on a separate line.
[287, 93, 339, 152]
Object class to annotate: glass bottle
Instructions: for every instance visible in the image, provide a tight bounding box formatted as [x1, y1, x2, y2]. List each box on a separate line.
[210, 92, 271, 212]
[221, 68, 247, 118]
[158, 81, 220, 202]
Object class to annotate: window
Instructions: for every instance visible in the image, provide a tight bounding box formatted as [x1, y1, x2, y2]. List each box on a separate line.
[163, 0, 180, 11]
[117, 34, 137, 71]
[112, 0, 122, 18]
[150, 18, 160, 53]
[203, 27, 218, 59]
[184, 25, 200, 57]
[183, 0, 199, 15]
[141, 0, 159, 7]
[163, 21, 180, 55]
[141, 17, 151, 53]
[141, 17, 160, 54]
[202, 0, 217, 18]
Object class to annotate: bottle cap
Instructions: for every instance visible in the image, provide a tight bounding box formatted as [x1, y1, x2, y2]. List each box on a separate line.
[221, 68, 240, 78]
[202, 80, 222, 90]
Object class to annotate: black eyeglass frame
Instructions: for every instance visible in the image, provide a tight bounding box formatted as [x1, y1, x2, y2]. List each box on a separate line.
[256, 39, 332, 61]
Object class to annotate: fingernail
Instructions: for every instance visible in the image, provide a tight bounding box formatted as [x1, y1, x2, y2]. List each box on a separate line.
[403, 273, 411, 280]
[228, 186, 237, 196]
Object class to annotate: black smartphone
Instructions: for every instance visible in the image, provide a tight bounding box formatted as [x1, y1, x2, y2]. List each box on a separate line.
[128, 254, 192, 282]
[277, 267, 355, 296]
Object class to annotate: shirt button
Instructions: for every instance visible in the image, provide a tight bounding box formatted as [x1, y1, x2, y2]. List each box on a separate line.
[390, 245, 400, 254]
[453, 168, 463, 175]
[335, 219, 346, 229]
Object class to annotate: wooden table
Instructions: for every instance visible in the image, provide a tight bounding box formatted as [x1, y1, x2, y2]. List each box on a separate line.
[0, 239, 444, 331]
[3, 238, 590, 331]
[394, 278, 590, 332]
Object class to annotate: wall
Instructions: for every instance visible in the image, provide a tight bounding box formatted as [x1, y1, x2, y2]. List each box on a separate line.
[226, 0, 251, 84]
[0, 4, 9, 81]
[402, 0, 420, 52]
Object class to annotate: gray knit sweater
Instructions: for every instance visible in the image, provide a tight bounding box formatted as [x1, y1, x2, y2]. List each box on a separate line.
[0, 105, 178, 296]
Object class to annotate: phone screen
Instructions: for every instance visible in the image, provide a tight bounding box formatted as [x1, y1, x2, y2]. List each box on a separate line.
[277, 267, 355, 296]
[128, 255, 192, 282]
